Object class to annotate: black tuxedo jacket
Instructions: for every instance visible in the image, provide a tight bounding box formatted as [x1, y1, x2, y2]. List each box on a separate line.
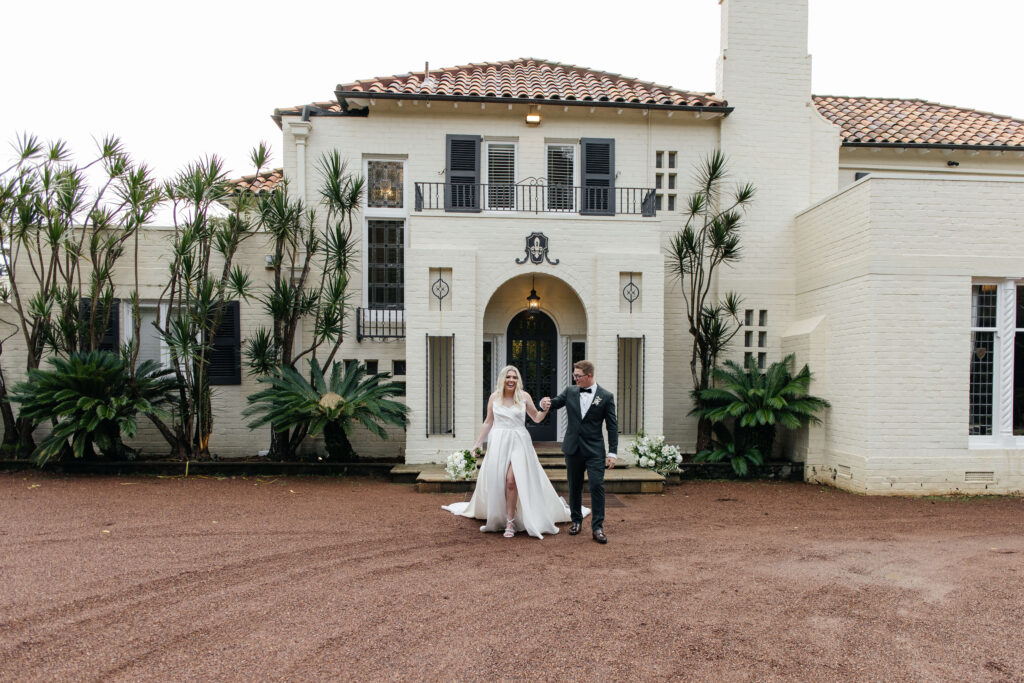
[549, 384, 618, 458]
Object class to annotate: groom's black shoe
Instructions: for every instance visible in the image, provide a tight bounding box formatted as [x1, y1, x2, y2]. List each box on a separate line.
[593, 529, 608, 544]
[569, 522, 582, 535]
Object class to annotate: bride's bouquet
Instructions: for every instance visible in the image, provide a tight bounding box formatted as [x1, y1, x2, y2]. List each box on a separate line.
[629, 431, 683, 476]
[444, 447, 485, 481]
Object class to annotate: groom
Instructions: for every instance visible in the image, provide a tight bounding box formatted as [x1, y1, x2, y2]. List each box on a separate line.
[541, 360, 617, 544]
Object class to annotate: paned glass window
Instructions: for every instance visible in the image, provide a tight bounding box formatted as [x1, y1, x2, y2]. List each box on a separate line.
[547, 145, 575, 211]
[367, 220, 404, 309]
[970, 284, 998, 435]
[367, 161, 403, 209]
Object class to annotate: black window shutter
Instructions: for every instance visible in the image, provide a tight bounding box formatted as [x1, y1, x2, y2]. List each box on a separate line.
[580, 138, 615, 215]
[208, 301, 241, 385]
[445, 134, 481, 212]
[80, 297, 120, 352]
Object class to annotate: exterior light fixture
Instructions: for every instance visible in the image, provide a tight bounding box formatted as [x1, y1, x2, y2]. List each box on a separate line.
[525, 106, 541, 125]
[527, 275, 541, 309]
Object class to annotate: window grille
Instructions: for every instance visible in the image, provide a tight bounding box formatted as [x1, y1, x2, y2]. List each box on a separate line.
[427, 334, 455, 436]
[367, 220, 404, 309]
[617, 335, 645, 434]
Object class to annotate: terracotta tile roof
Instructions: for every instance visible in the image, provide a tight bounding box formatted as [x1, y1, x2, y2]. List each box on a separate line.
[274, 58, 727, 122]
[338, 58, 725, 107]
[232, 168, 284, 194]
[814, 96, 1024, 148]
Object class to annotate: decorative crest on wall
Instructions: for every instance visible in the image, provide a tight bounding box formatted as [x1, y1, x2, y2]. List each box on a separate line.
[515, 232, 560, 265]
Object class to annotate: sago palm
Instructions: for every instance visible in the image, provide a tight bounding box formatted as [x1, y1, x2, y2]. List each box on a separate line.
[693, 354, 829, 474]
[244, 359, 408, 460]
[11, 351, 178, 466]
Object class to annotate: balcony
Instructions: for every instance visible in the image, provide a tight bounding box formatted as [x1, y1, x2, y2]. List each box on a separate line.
[414, 182, 656, 217]
[356, 307, 405, 341]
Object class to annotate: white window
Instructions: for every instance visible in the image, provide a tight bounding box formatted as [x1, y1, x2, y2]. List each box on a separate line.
[969, 280, 1024, 444]
[546, 143, 575, 211]
[484, 142, 516, 210]
[121, 301, 170, 368]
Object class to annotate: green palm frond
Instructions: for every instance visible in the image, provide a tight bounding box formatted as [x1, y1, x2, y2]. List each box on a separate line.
[244, 359, 409, 458]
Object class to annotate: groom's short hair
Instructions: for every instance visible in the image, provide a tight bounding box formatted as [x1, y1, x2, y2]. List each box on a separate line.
[573, 360, 594, 376]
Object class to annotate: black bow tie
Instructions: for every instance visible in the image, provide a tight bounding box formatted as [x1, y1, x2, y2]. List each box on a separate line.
[579, 387, 593, 394]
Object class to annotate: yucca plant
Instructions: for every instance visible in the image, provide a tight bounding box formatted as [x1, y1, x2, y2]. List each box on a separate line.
[244, 359, 408, 460]
[667, 150, 756, 452]
[10, 351, 178, 466]
[693, 354, 829, 475]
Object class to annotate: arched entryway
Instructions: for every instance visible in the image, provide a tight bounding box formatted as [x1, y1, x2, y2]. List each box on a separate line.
[482, 273, 588, 443]
[506, 309, 558, 441]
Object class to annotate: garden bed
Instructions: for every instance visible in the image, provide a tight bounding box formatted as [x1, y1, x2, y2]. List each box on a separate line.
[0, 458, 398, 477]
[666, 459, 804, 482]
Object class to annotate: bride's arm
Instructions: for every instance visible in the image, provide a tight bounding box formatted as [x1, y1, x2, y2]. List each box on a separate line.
[473, 395, 496, 449]
[523, 392, 549, 424]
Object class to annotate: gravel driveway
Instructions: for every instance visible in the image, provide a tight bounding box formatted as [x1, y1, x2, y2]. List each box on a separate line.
[1, 472, 1022, 681]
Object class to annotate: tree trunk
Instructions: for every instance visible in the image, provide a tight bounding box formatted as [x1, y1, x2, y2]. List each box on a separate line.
[695, 416, 713, 453]
[323, 421, 356, 461]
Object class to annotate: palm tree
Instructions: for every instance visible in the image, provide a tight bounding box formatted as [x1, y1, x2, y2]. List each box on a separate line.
[693, 354, 829, 474]
[243, 359, 409, 460]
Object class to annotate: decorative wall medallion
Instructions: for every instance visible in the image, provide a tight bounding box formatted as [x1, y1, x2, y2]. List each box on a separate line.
[431, 273, 450, 310]
[515, 232, 560, 265]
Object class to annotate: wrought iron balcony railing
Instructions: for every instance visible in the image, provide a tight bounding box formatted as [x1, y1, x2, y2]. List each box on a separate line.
[414, 182, 656, 217]
[356, 307, 405, 341]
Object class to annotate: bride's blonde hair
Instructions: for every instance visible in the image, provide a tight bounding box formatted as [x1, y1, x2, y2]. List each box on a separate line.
[493, 365, 526, 408]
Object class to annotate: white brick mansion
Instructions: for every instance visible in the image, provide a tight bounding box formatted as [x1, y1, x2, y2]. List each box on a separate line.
[10, 0, 1024, 494]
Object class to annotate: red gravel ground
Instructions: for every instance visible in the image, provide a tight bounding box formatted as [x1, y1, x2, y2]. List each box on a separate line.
[1, 472, 1023, 681]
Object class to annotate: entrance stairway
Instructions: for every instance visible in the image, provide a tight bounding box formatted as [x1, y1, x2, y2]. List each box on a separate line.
[392, 442, 665, 494]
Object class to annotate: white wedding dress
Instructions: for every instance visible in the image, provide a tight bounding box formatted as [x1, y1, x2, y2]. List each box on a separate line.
[442, 403, 587, 539]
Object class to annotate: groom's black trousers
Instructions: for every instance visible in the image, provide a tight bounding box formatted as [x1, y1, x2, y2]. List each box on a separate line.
[565, 449, 605, 530]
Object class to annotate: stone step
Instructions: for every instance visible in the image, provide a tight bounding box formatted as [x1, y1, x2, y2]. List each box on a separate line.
[536, 455, 632, 469]
[408, 463, 663, 494]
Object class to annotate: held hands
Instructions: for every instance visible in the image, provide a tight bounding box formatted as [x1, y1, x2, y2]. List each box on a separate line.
[540, 396, 551, 411]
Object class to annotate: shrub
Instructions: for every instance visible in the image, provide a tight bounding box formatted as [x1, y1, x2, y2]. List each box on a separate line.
[244, 359, 409, 460]
[10, 351, 178, 466]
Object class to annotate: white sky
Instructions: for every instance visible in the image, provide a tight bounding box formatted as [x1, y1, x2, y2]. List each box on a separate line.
[3, 0, 1023, 181]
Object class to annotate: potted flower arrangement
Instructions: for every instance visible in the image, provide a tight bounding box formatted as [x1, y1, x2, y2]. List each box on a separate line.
[628, 431, 683, 476]
[445, 447, 485, 481]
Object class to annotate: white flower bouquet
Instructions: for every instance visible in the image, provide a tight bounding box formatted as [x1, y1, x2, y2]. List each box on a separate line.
[444, 447, 484, 481]
[628, 431, 683, 476]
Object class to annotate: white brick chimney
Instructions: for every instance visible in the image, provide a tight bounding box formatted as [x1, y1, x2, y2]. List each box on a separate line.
[713, 0, 840, 364]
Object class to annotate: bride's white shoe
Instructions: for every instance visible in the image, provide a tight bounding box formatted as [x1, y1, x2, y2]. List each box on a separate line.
[503, 518, 516, 538]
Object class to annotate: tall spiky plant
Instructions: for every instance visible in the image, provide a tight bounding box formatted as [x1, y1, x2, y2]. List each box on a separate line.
[151, 152, 256, 459]
[243, 148, 361, 460]
[244, 359, 408, 460]
[668, 150, 755, 451]
[0, 134, 161, 456]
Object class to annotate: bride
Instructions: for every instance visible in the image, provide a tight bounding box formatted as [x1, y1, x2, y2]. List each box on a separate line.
[443, 365, 585, 539]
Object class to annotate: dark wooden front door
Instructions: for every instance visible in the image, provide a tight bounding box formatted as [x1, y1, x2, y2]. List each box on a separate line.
[507, 310, 557, 441]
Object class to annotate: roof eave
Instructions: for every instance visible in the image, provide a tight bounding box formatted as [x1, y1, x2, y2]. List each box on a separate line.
[334, 90, 732, 115]
[842, 141, 1024, 152]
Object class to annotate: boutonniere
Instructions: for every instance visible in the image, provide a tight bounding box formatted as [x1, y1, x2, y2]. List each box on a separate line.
[593, 397, 602, 406]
